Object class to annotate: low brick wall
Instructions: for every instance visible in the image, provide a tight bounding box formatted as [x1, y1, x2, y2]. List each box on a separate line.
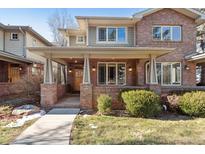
[57, 84, 66, 99]
[0, 83, 24, 97]
[93, 86, 148, 110]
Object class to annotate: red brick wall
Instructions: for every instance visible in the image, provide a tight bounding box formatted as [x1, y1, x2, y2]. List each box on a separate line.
[57, 84, 66, 99]
[136, 8, 197, 86]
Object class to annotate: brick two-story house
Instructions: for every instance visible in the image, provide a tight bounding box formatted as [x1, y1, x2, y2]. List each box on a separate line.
[28, 8, 205, 110]
[0, 23, 53, 97]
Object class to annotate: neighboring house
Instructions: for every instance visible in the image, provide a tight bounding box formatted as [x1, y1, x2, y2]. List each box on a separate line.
[28, 8, 205, 110]
[0, 23, 52, 97]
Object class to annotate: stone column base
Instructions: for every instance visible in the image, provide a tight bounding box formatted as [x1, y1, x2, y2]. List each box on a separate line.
[80, 84, 93, 109]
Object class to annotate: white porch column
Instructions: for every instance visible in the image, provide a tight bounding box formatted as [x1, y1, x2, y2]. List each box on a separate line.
[44, 58, 54, 84]
[150, 55, 158, 84]
[83, 55, 91, 84]
[61, 65, 66, 85]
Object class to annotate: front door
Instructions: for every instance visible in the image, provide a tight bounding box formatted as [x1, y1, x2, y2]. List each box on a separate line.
[73, 69, 83, 92]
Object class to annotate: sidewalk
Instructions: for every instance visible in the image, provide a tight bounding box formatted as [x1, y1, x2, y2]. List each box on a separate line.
[12, 108, 80, 145]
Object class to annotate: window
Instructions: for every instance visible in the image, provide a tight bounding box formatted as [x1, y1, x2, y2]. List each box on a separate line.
[76, 35, 85, 44]
[108, 28, 116, 41]
[146, 62, 181, 86]
[97, 27, 127, 43]
[10, 33, 19, 40]
[98, 62, 126, 85]
[98, 64, 106, 84]
[98, 28, 107, 41]
[153, 26, 181, 41]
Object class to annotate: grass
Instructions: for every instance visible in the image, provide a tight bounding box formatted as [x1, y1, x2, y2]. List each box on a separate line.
[0, 103, 37, 145]
[0, 119, 36, 145]
[71, 114, 205, 145]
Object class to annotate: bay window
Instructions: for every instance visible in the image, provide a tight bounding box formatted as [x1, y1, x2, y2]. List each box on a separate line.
[97, 27, 127, 43]
[146, 62, 181, 86]
[98, 62, 126, 85]
[153, 26, 181, 41]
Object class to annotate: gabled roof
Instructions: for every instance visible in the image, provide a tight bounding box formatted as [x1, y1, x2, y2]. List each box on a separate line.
[0, 22, 53, 46]
[132, 8, 205, 25]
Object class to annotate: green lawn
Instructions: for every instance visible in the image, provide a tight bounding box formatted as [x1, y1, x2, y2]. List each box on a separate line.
[71, 114, 205, 145]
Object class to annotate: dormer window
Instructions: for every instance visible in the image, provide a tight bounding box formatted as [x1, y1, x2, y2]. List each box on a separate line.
[76, 35, 85, 44]
[10, 33, 19, 40]
[97, 27, 127, 43]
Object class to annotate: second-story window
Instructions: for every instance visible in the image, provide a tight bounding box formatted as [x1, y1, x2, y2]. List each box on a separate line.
[76, 35, 85, 44]
[10, 33, 19, 40]
[97, 27, 127, 43]
[153, 26, 182, 41]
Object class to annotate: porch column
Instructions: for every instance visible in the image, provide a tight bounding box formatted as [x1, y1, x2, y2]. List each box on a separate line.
[150, 55, 158, 84]
[61, 65, 66, 85]
[44, 58, 54, 84]
[80, 55, 93, 109]
[149, 55, 161, 94]
[83, 55, 91, 84]
[41, 58, 57, 110]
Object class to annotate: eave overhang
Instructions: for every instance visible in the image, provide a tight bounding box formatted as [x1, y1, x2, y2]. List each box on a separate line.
[0, 50, 33, 64]
[185, 52, 205, 63]
[27, 46, 174, 59]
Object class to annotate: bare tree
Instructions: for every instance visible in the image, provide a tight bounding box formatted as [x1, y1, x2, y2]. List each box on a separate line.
[48, 9, 77, 46]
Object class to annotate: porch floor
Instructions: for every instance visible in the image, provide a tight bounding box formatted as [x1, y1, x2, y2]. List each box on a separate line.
[54, 94, 80, 108]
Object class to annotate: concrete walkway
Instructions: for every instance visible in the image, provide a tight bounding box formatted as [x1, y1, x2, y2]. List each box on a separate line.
[12, 108, 80, 145]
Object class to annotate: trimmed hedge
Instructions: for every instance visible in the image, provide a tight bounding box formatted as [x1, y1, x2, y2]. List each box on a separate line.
[179, 91, 205, 117]
[97, 94, 112, 114]
[121, 90, 162, 117]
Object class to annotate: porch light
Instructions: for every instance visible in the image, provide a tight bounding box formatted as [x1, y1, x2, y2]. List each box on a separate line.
[128, 66, 132, 72]
[184, 65, 190, 70]
[68, 68, 72, 73]
[33, 63, 37, 67]
[74, 60, 78, 63]
[19, 67, 22, 71]
[92, 66, 96, 72]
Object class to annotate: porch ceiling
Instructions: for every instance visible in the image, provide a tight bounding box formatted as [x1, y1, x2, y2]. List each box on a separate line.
[186, 52, 205, 63]
[27, 46, 174, 60]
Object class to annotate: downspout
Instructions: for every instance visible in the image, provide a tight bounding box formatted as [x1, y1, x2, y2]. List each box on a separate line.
[3, 30, 5, 51]
[19, 27, 26, 58]
[19, 27, 30, 95]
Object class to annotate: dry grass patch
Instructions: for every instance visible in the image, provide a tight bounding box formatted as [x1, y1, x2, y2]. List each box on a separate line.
[71, 113, 205, 145]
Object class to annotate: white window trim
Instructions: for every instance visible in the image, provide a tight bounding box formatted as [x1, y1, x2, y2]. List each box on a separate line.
[96, 26, 128, 44]
[146, 62, 182, 86]
[97, 62, 127, 86]
[76, 35, 85, 44]
[10, 33, 19, 40]
[152, 26, 182, 41]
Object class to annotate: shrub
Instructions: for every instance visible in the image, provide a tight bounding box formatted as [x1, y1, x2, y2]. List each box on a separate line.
[97, 94, 112, 114]
[121, 90, 162, 117]
[179, 91, 205, 117]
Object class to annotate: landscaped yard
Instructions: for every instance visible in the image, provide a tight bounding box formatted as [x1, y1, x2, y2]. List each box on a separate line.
[71, 113, 205, 145]
[0, 96, 39, 145]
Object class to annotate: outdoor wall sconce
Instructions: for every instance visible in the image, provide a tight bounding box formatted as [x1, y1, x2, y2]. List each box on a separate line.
[92, 66, 96, 72]
[33, 63, 37, 67]
[184, 65, 190, 70]
[19, 67, 22, 71]
[68, 68, 72, 73]
[74, 60, 78, 63]
[128, 66, 132, 72]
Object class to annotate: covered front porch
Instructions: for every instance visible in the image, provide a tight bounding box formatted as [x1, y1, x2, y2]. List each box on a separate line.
[28, 46, 174, 109]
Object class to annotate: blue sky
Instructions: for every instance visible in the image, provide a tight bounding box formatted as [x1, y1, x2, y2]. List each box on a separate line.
[0, 8, 145, 41]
